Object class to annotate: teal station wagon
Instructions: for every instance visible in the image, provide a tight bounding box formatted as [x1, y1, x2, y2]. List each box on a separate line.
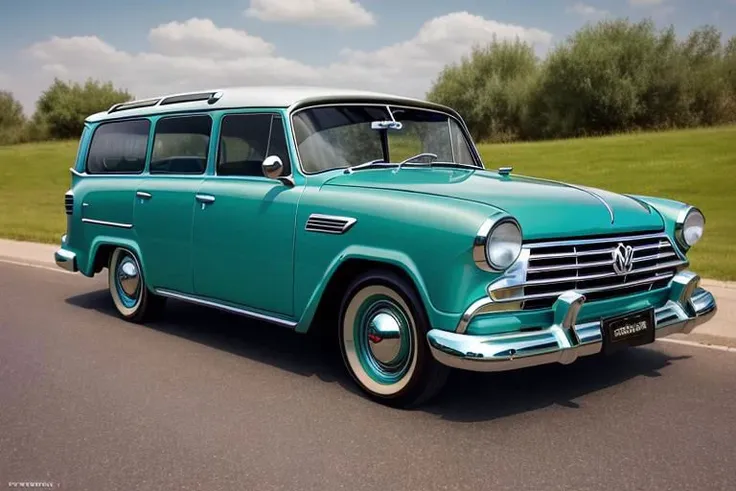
[55, 86, 717, 407]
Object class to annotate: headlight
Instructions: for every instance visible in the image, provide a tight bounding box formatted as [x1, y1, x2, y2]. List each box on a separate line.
[474, 217, 522, 272]
[676, 207, 705, 249]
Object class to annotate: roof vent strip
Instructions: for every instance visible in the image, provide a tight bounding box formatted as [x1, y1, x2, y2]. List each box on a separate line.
[108, 98, 161, 113]
[159, 91, 223, 106]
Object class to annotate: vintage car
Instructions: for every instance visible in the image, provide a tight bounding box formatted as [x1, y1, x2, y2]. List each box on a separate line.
[55, 86, 717, 407]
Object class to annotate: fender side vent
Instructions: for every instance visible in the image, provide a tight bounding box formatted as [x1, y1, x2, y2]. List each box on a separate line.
[305, 214, 357, 235]
[64, 192, 74, 215]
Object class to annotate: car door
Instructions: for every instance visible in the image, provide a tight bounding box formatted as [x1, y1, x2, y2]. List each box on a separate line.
[192, 112, 299, 317]
[133, 114, 212, 293]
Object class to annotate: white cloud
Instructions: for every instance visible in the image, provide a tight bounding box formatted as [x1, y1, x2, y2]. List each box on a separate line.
[149, 18, 274, 58]
[336, 12, 552, 75]
[567, 3, 610, 16]
[20, 13, 551, 109]
[245, 0, 375, 28]
[628, 0, 665, 6]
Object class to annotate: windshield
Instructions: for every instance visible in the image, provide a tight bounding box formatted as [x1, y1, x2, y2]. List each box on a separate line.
[292, 105, 478, 174]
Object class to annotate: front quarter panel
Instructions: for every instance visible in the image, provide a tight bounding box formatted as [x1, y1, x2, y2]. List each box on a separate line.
[293, 183, 499, 332]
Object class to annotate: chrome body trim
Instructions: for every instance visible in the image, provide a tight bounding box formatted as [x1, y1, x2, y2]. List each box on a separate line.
[430, 272, 716, 372]
[195, 194, 216, 204]
[154, 289, 297, 328]
[305, 214, 357, 235]
[675, 206, 704, 251]
[472, 215, 522, 273]
[54, 248, 78, 273]
[524, 232, 669, 249]
[458, 233, 687, 332]
[81, 218, 134, 229]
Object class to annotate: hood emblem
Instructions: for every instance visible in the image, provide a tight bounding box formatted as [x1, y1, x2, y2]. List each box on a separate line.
[612, 243, 635, 275]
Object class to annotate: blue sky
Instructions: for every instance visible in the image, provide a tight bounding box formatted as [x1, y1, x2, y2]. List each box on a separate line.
[1, 0, 735, 113]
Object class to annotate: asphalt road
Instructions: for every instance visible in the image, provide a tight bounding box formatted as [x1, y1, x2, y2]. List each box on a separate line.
[1, 262, 735, 491]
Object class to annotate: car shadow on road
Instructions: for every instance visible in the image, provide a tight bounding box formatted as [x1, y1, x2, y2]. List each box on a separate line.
[66, 289, 692, 422]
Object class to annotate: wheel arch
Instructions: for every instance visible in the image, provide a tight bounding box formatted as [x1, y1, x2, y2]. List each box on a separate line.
[296, 247, 441, 334]
[85, 237, 148, 280]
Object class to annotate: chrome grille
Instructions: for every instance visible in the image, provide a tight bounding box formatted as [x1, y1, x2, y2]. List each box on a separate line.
[493, 233, 687, 310]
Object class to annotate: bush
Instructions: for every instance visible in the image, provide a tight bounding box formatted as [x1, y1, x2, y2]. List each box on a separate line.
[427, 40, 540, 142]
[34, 78, 132, 140]
[0, 91, 27, 145]
[427, 19, 736, 142]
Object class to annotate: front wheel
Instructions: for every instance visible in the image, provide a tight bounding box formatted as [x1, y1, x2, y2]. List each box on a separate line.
[338, 271, 449, 408]
[108, 247, 166, 323]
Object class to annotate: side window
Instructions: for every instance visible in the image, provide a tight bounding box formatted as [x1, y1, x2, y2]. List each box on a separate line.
[449, 120, 476, 166]
[217, 113, 292, 177]
[86, 119, 150, 174]
[150, 115, 212, 174]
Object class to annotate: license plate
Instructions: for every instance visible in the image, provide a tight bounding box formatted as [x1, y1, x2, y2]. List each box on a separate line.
[601, 308, 655, 353]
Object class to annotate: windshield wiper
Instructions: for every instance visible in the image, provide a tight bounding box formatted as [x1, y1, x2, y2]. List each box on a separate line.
[344, 159, 395, 174]
[394, 153, 438, 173]
[429, 162, 482, 170]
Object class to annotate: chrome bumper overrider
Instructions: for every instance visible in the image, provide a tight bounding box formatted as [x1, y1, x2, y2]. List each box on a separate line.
[54, 248, 78, 273]
[427, 271, 717, 372]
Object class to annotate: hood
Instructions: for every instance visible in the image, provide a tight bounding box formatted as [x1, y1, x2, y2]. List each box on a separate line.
[323, 167, 663, 240]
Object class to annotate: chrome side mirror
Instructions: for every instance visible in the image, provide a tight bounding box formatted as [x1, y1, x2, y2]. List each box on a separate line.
[262, 155, 284, 179]
[262, 155, 294, 187]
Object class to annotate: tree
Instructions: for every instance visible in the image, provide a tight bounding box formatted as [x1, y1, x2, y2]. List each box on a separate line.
[0, 91, 26, 145]
[427, 39, 540, 142]
[34, 78, 132, 140]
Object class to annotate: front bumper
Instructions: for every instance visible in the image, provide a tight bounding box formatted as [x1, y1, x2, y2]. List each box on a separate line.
[427, 271, 717, 372]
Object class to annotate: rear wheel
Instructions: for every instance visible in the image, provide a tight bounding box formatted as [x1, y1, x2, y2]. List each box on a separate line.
[108, 247, 165, 323]
[338, 271, 448, 408]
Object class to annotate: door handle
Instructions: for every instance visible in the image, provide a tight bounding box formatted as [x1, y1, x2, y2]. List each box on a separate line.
[136, 191, 152, 199]
[195, 194, 216, 206]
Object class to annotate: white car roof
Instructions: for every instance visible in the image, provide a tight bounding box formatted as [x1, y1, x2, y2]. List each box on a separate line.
[85, 86, 456, 123]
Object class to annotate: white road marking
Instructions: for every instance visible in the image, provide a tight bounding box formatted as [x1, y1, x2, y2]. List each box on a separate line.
[658, 338, 736, 353]
[0, 258, 71, 274]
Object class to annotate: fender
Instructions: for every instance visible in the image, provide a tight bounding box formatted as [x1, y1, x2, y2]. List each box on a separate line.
[295, 245, 461, 333]
[86, 237, 147, 280]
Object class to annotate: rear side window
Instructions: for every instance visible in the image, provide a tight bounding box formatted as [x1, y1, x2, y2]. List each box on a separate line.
[86, 120, 150, 174]
[217, 114, 292, 176]
[150, 115, 212, 174]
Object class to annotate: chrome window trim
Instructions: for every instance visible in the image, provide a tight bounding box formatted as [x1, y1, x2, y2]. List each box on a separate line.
[149, 113, 214, 176]
[154, 289, 297, 328]
[215, 111, 295, 180]
[84, 118, 151, 176]
[81, 218, 134, 229]
[286, 102, 484, 176]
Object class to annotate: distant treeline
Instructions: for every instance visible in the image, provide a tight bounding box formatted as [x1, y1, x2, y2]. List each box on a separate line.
[428, 19, 736, 142]
[0, 80, 132, 145]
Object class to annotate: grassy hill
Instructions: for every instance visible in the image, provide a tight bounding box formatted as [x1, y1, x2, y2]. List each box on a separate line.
[1, 125, 734, 280]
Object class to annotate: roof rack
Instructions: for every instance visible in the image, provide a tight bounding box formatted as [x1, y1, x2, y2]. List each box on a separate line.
[107, 91, 224, 114]
[160, 91, 223, 106]
[108, 98, 161, 113]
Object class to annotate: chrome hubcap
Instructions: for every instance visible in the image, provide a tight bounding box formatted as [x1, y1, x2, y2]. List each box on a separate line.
[117, 257, 140, 297]
[367, 311, 404, 367]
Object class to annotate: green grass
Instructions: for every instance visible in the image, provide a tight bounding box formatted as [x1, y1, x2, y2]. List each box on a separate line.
[1, 125, 734, 280]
